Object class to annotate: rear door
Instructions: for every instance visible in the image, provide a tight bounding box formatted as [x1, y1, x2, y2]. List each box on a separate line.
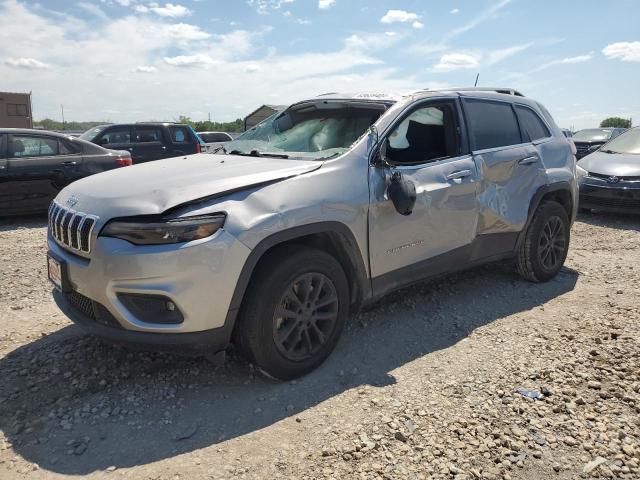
[131, 125, 166, 162]
[2, 134, 77, 214]
[462, 97, 546, 239]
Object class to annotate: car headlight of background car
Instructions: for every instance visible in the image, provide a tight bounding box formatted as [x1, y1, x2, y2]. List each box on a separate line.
[576, 165, 588, 182]
[101, 213, 226, 245]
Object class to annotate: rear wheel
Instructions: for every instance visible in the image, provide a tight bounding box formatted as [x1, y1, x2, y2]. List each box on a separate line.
[234, 246, 349, 380]
[516, 201, 570, 282]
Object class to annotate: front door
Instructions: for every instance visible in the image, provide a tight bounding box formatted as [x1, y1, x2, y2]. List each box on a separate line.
[368, 99, 479, 295]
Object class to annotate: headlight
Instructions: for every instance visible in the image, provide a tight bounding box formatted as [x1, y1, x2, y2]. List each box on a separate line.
[576, 165, 588, 178]
[101, 213, 226, 245]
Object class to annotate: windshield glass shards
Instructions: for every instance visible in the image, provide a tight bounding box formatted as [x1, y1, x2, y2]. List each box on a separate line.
[224, 101, 389, 160]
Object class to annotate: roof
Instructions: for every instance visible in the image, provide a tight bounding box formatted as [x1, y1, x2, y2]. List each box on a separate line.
[244, 104, 286, 119]
[0, 128, 78, 138]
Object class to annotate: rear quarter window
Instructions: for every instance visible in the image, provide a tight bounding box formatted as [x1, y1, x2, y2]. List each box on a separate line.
[464, 99, 522, 151]
[515, 105, 550, 142]
[169, 126, 191, 143]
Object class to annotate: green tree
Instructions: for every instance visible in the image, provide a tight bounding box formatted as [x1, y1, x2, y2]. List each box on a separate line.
[175, 115, 244, 133]
[600, 117, 631, 128]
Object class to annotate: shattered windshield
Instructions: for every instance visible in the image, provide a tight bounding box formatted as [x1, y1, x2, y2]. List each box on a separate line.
[223, 102, 387, 160]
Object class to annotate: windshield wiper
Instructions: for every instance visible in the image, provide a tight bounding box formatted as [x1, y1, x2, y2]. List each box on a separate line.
[601, 149, 619, 154]
[228, 149, 289, 159]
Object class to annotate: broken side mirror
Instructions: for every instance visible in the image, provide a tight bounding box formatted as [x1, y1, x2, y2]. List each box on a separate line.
[387, 171, 416, 216]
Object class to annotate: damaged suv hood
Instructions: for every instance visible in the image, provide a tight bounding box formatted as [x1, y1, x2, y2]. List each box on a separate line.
[56, 153, 321, 219]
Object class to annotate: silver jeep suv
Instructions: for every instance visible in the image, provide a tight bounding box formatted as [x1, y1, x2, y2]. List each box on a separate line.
[47, 88, 577, 379]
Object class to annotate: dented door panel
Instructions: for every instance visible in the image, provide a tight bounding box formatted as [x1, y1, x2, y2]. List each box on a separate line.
[473, 144, 547, 234]
[368, 155, 479, 278]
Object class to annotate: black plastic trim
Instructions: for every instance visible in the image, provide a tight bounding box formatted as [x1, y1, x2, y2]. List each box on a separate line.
[226, 222, 370, 319]
[54, 289, 233, 354]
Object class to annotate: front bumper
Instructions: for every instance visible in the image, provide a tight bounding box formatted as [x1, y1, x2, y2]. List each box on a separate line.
[48, 228, 251, 342]
[579, 178, 640, 213]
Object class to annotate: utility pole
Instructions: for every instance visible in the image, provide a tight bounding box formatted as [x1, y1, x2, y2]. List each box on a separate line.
[474, 73, 480, 87]
[61, 104, 65, 130]
[208, 112, 211, 122]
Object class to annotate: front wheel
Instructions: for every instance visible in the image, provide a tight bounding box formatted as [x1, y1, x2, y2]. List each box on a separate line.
[234, 246, 349, 380]
[516, 200, 570, 282]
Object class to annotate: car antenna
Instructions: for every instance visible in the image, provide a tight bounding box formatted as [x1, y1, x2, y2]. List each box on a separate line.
[474, 73, 480, 87]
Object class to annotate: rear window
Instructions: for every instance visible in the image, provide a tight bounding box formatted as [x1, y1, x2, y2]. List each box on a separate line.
[200, 132, 232, 142]
[134, 127, 162, 143]
[464, 99, 522, 150]
[515, 105, 550, 142]
[169, 126, 190, 143]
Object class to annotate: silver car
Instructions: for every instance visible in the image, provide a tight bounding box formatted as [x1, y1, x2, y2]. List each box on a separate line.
[47, 88, 577, 379]
[577, 126, 640, 213]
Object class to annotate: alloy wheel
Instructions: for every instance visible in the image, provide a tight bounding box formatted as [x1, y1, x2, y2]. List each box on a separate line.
[272, 272, 339, 362]
[538, 216, 566, 271]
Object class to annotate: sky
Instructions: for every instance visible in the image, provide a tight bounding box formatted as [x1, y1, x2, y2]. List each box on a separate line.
[1, 0, 639, 130]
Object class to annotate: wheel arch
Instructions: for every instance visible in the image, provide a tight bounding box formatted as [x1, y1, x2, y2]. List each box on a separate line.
[517, 181, 573, 249]
[226, 222, 370, 333]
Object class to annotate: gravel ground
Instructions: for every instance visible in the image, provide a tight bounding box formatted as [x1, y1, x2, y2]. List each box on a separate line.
[0, 213, 638, 480]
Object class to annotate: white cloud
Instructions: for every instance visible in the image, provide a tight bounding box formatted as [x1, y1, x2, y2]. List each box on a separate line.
[164, 23, 211, 41]
[532, 52, 593, 72]
[134, 65, 158, 73]
[412, 21, 424, 29]
[380, 10, 419, 24]
[5, 57, 51, 69]
[447, 0, 510, 40]
[149, 3, 191, 18]
[486, 42, 533, 65]
[134, 5, 149, 13]
[318, 0, 335, 9]
[163, 54, 216, 67]
[602, 41, 640, 62]
[248, 0, 295, 15]
[245, 64, 261, 73]
[433, 53, 479, 72]
[115, 0, 133, 6]
[450, 8, 459, 14]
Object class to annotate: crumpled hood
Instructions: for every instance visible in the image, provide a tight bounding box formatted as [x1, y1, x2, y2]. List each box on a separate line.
[578, 151, 640, 177]
[56, 153, 321, 219]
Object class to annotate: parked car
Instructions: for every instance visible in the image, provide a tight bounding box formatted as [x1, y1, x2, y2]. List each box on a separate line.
[561, 128, 573, 138]
[80, 123, 203, 164]
[0, 129, 131, 216]
[199, 131, 234, 154]
[198, 131, 233, 143]
[577, 126, 640, 213]
[47, 88, 576, 379]
[572, 128, 627, 159]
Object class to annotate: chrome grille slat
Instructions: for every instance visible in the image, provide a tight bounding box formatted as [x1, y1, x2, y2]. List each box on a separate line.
[48, 201, 98, 254]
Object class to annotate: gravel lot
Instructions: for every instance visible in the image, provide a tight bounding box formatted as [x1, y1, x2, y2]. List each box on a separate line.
[0, 213, 638, 480]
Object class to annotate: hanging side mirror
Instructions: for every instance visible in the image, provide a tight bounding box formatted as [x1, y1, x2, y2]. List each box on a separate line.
[387, 171, 416, 216]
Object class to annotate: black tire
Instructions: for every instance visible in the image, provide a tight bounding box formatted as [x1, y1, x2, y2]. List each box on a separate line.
[516, 200, 570, 283]
[234, 245, 349, 380]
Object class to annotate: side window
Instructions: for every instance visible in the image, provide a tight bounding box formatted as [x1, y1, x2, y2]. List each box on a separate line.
[59, 140, 80, 155]
[169, 126, 189, 143]
[134, 127, 162, 143]
[515, 105, 550, 142]
[96, 128, 131, 146]
[10, 136, 59, 158]
[386, 103, 459, 164]
[464, 99, 522, 150]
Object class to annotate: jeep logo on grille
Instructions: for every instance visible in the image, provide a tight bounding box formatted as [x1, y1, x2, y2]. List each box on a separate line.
[607, 176, 620, 184]
[66, 195, 79, 207]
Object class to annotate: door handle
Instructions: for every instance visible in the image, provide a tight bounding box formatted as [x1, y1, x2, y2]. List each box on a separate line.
[446, 169, 472, 180]
[518, 156, 538, 165]
[62, 161, 77, 166]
